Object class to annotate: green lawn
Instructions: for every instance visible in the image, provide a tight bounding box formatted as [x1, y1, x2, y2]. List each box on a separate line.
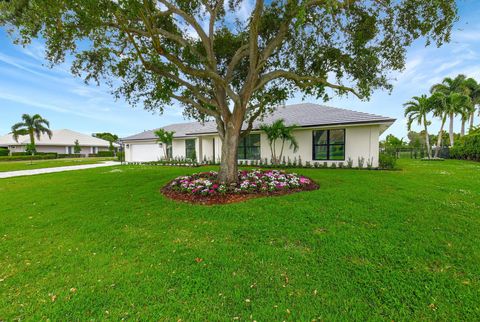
[0, 157, 115, 172]
[0, 160, 479, 320]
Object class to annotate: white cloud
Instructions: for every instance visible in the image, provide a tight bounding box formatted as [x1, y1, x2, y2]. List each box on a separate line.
[433, 60, 462, 74]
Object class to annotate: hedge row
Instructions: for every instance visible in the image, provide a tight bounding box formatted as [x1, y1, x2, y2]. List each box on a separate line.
[97, 151, 114, 157]
[0, 154, 57, 161]
[131, 153, 396, 170]
[0, 148, 9, 157]
[450, 132, 480, 161]
[11, 152, 56, 156]
[0, 152, 115, 161]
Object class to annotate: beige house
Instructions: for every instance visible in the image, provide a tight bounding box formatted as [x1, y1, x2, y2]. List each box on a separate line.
[0, 129, 113, 156]
[122, 103, 395, 167]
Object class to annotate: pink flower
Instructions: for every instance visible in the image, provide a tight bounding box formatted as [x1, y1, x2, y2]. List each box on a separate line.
[299, 177, 310, 184]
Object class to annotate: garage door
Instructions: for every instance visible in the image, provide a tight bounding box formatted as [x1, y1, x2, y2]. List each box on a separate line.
[131, 143, 163, 162]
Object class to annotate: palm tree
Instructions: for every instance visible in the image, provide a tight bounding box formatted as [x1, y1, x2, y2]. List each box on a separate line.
[278, 122, 299, 161]
[404, 95, 433, 158]
[430, 92, 470, 155]
[260, 119, 298, 164]
[154, 129, 175, 160]
[11, 114, 52, 155]
[430, 74, 470, 145]
[464, 77, 480, 132]
[459, 102, 475, 137]
[430, 91, 448, 157]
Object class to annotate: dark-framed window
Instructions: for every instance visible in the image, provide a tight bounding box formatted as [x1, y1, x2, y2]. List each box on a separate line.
[185, 139, 196, 160]
[238, 134, 261, 160]
[312, 129, 345, 160]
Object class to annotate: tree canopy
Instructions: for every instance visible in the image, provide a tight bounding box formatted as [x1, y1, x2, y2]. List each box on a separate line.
[93, 132, 119, 142]
[0, 0, 458, 181]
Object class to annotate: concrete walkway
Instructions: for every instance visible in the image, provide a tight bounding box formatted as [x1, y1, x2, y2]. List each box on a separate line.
[0, 161, 120, 179]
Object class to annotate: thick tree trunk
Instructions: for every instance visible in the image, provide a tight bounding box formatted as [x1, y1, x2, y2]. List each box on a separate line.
[423, 116, 431, 159]
[449, 112, 454, 146]
[434, 115, 446, 158]
[218, 126, 241, 184]
[461, 120, 465, 137]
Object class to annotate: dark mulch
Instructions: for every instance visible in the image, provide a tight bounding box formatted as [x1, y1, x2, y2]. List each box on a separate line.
[161, 179, 319, 205]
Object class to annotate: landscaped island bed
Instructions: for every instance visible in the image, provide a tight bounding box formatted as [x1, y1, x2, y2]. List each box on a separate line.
[0, 159, 479, 320]
[162, 169, 319, 204]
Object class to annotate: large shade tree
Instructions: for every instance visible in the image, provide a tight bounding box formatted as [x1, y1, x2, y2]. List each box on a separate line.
[93, 132, 119, 151]
[0, 0, 457, 182]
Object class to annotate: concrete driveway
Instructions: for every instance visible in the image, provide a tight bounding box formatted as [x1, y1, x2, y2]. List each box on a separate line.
[0, 161, 120, 179]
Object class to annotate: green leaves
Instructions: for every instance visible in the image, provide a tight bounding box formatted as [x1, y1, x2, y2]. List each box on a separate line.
[10, 113, 52, 145]
[154, 129, 175, 145]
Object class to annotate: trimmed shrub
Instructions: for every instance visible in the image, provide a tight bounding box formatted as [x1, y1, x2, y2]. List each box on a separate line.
[57, 154, 84, 158]
[379, 153, 396, 169]
[116, 152, 125, 161]
[0, 148, 9, 156]
[97, 151, 114, 157]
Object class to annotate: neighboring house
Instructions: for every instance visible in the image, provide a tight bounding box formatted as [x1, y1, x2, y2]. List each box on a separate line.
[0, 129, 114, 156]
[122, 103, 396, 167]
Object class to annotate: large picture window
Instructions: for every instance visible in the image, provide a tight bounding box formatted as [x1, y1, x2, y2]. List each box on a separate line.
[185, 139, 196, 160]
[312, 129, 345, 160]
[238, 134, 261, 160]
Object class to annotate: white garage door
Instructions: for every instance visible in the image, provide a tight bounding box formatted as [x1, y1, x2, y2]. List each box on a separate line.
[131, 143, 163, 162]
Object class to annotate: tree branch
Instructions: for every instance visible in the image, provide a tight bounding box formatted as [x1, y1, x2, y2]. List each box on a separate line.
[256, 70, 362, 98]
[226, 43, 249, 81]
[241, 104, 264, 138]
[158, 0, 216, 68]
[170, 93, 219, 118]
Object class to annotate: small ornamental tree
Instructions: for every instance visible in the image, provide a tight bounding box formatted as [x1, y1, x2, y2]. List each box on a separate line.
[73, 139, 81, 154]
[154, 129, 175, 160]
[0, 0, 457, 183]
[260, 119, 298, 164]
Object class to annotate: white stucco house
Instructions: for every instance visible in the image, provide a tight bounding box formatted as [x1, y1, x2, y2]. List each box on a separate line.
[122, 103, 395, 167]
[0, 129, 114, 156]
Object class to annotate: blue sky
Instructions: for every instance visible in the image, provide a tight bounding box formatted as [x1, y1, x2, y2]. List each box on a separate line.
[1, 0, 480, 139]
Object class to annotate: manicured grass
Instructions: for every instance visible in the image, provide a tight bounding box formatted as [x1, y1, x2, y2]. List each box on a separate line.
[0, 160, 479, 320]
[0, 157, 114, 172]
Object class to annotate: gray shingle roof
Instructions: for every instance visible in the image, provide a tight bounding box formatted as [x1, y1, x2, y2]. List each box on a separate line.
[122, 103, 395, 141]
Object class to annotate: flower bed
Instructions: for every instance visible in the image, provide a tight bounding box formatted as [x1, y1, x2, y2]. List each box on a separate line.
[162, 169, 319, 204]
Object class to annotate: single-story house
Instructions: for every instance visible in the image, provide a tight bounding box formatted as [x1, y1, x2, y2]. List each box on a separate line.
[122, 103, 395, 167]
[0, 129, 114, 156]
